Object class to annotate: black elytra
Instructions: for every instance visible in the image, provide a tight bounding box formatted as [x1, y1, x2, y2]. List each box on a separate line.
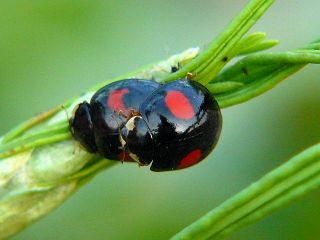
[70, 78, 222, 172]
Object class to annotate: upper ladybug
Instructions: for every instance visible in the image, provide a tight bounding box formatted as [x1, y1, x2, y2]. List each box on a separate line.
[70, 78, 222, 171]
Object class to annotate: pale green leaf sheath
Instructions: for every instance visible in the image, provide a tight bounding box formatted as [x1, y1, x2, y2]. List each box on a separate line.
[1, 0, 320, 239]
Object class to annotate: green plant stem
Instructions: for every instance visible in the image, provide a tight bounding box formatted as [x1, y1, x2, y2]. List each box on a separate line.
[2, 106, 62, 143]
[39, 158, 117, 187]
[195, 0, 275, 84]
[171, 143, 320, 240]
[236, 51, 320, 65]
[213, 171, 320, 239]
[0, 123, 68, 152]
[216, 64, 304, 108]
[161, 0, 275, 84]
[0, 133, 70, 159]
[207, 82, 244, 94]
[212, 46, 320, 108]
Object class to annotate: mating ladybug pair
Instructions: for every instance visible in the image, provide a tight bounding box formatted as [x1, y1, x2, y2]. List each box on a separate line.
[69, 78, 222, 171]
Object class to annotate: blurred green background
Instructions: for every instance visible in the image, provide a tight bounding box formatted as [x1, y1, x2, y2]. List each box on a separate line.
[1, 1, 319, 239]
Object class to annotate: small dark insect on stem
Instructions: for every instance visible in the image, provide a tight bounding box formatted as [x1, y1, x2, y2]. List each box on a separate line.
[171, 66, 179, 73]
[171, 62, 182, 73]
[61, 105, 70, 125]
[242, 67, 249, 75]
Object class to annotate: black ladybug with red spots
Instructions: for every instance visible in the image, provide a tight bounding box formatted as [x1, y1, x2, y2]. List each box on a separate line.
[69, 78, 222, 171]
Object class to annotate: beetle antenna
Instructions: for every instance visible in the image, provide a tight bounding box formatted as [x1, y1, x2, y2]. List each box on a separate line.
[61, 104, 70, 125]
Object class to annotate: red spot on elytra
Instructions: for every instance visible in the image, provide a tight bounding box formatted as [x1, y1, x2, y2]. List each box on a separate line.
[178, 149, 202, 169]
[118, 151, 134, 162]
[164, 91, 194, 119]
[108, 88, 129, 112]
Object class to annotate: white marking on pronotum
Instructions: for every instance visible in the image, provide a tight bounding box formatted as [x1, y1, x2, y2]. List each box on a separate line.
[125, 116, 140, 131]
[120, 116, 147, 165]
[129, 152, 140, 162]
[119, 134, 126, 148]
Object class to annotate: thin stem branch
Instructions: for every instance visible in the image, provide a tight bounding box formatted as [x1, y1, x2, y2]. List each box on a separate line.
[171, 143, 320, 240]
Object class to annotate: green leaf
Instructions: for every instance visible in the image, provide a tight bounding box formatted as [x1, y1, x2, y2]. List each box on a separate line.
[207, 82, 244, 94]
[235, 32, 279, 55]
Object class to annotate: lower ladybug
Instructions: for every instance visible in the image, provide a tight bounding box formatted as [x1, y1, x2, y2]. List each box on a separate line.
[70, 79, 160, 161]
[70, 78, 222, 171]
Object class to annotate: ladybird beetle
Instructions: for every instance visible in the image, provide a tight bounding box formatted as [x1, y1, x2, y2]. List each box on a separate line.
[70, 78, 222, 171]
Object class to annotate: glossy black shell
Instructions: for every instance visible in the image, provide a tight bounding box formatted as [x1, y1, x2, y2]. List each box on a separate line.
[140, 80, 221, 171]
